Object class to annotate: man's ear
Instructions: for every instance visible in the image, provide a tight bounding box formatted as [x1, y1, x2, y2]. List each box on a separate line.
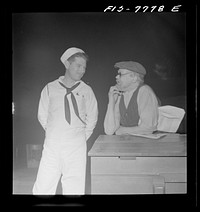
[130, 72, 137, 82]
[64, 60, 70, 69]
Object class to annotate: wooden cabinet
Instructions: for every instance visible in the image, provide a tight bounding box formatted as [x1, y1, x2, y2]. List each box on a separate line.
[88, 134, 186, 194]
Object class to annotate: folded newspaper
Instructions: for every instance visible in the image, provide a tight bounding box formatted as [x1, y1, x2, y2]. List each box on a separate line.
[130, 133, 167, 139]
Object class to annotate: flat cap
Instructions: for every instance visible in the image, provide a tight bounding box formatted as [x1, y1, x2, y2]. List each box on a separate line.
[114, 61, 146, 75]
[60, 47, 84, 64]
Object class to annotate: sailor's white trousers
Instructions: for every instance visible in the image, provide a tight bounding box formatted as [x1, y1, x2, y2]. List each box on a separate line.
[32, 136, 86, 195]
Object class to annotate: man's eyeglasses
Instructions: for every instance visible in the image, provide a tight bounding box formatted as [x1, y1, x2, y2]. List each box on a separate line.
[117, 72, 131, 77]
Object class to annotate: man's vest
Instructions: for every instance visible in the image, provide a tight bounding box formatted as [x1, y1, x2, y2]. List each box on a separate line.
[119, 84, 161, 127]
[119, 84, 144, 127]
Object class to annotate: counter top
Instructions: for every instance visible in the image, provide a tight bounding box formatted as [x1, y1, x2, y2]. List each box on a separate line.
[88, 134, 187, 157]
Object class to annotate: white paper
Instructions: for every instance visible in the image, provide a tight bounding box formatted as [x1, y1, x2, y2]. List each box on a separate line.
[130, 133, 167, 139]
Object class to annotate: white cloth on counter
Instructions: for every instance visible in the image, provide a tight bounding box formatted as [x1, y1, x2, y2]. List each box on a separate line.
[157, 105, 185, 133]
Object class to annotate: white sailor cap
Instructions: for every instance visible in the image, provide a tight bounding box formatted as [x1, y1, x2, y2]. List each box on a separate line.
[60, 47, 85, 64]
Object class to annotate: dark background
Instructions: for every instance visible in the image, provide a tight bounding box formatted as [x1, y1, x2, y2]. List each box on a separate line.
[12, 12, 187, 193]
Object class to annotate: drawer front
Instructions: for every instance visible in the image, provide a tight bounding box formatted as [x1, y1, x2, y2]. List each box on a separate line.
[91, 175, 156, 194]
[165, 183, 187, 194]
[91, 157, 186, 182]
[91, 175, 187, 194]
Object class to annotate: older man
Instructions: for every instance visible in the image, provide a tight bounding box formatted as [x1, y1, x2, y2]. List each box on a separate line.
[33, 47, 98, 195]
[104, 61, 159, 135]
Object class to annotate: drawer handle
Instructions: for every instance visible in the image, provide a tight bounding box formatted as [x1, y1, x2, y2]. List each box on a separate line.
[119, 157, 137, 160]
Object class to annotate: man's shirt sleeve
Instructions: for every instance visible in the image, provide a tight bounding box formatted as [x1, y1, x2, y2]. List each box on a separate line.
[137, 85, 159, 132]
[85, 88, 98, 140]
[38, 85, 49, 130]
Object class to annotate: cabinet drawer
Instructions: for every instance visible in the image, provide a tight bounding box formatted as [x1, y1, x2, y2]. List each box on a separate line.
[91, 175, 156, 194]
[91, 157, 186, 182]
[165, 182, 187, 193]
[91, 175, 187, 194]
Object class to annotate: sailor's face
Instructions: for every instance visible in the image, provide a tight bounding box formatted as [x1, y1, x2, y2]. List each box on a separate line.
[68, 57, 87, 81]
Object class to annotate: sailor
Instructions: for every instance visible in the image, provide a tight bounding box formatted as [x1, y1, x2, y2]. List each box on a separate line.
[33, 47, 98, 195]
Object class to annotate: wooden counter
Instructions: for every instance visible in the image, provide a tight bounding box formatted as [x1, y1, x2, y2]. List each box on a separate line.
[88, 134, 187, 194]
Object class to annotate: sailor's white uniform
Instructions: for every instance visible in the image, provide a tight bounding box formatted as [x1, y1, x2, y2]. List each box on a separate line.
[33, 76, 98, 195]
